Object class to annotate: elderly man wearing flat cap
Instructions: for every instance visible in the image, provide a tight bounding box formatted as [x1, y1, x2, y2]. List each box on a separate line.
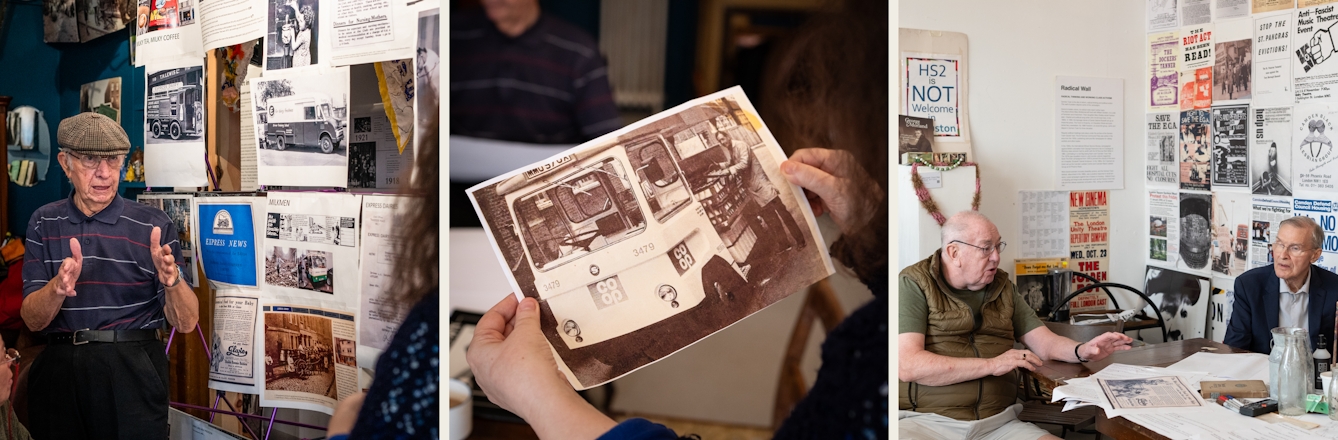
[20, 113, 198, 440]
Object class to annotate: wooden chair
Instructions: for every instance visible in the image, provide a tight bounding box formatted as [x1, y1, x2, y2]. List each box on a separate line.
[772, 278, 844, 429]
[1016, 320, 1123, 439]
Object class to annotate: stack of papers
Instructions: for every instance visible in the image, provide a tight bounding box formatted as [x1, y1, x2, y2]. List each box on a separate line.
[1049, 354, 1338, 439]
[1051, 364, 1214, 418]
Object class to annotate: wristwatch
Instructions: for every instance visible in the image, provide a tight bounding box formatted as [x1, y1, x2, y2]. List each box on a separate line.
[164, 268, 183, 288]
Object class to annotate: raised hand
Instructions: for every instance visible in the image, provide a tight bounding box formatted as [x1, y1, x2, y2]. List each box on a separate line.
[149, 226, 178, 286]
[53, 237, 83, 297]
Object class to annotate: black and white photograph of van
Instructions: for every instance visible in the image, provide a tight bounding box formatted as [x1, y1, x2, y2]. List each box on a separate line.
[145, 65, 205, 143]
[252, 76, 349, 168]
[468, 89, 832, 389]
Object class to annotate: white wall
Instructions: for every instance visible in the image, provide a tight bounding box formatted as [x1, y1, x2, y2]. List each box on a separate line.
[899, 1, 1150, 309]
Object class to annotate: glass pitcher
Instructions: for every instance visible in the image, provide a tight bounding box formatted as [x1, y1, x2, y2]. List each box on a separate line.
[1273, 327, 1311, 416]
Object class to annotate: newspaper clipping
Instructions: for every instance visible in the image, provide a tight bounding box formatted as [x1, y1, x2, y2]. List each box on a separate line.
[209, 288, 261, 394]
[1211, 191, 1250, 278]
[1018, 191, 1069, 259]
[134, 0, 203, 67]
[1148, 190, 1180, 265]
[1148, 113, 1179, 186]
[1248, 196, 1292, 269]
[1181, 0, 1213, 27]
[1293, 2, 1338, 102]
[1292, 198, 1338, 274]
[260, 192, 362, 413]
[1251, 106, 1293, 195]
[1211, 104, 1249, 187]
[1181, 109, 1213, 191]
[1179, 192, 1214, 275]
[1149, 0, 1178, 32]
[260, 304, 359, 413]
[356, 195, 405, 367]
[1069, 191, 1111, 307]
[1293, 104, 1338, 192]
[1099, 376, 1204, 409]
[1150, 32, 1180, 112]
[467, 87, 834, 390]
[1252, 12, 1293, 106]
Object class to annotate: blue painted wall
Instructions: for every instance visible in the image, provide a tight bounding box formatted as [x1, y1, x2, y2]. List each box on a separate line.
[0, 3, 145, 236]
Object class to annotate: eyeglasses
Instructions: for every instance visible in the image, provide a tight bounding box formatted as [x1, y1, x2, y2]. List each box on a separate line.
[0, 348, 19, 368]
[66, 151, 125, 170]
[951, 240, 1006, 255]
[1274, 241, 1315, 257]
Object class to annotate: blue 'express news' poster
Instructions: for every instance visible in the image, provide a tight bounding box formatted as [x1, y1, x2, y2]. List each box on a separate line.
[198, 203, 258, 286]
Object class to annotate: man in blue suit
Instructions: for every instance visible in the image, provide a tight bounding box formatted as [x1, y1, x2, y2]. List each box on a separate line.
[1226, 216, 1338, 353]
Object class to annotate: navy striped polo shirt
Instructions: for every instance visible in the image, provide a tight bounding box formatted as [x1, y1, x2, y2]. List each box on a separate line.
[22, 195, 184, 334]
[450, 11, 623, 144]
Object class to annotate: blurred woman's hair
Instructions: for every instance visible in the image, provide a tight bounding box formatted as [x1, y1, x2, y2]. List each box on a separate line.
[389, 110, 440, 306]
[762, 0, 888, 282]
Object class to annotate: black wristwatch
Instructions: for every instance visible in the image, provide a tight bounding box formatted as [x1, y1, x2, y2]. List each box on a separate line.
[164, 268, 183, 288]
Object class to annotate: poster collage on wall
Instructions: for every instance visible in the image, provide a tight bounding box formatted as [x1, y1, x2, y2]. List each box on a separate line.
[1142, 0, 1338, 344]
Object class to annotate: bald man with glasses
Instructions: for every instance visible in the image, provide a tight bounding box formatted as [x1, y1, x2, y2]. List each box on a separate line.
[898, 211, 1132, 439]
[1226, 216, 1338, 354]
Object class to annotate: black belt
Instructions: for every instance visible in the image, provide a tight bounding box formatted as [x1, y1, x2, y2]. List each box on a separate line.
[45, 329, 160, 345]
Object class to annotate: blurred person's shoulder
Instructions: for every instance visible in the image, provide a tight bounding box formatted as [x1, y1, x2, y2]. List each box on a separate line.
[450, 9, 492, 34]
[535, 14, 599, 60]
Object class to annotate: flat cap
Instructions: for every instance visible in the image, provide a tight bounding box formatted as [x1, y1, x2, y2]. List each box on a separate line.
[57, 112, 130, 156]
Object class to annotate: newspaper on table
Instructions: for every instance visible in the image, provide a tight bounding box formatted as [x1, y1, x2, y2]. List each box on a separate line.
[467, 86, 835, 390]
[1099, 376, 1204, 409]
[259, 192, 363, 414]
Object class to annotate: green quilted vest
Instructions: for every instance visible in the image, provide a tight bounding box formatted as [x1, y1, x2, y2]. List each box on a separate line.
[898, 251, 1020, 420]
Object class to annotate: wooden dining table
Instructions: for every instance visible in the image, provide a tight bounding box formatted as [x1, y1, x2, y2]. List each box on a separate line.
[1027, 338, 1252, 440]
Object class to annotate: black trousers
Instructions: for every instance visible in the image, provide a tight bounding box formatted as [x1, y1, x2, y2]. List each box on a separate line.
[27, 339, 169, 440]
